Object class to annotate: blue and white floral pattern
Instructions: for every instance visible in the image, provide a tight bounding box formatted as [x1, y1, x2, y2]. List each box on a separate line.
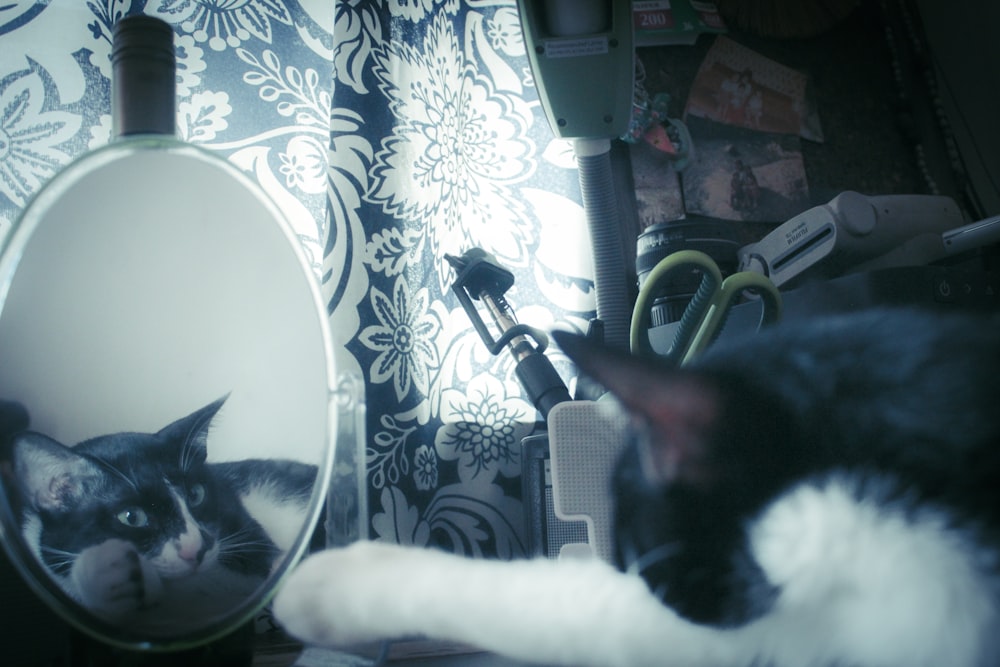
[0, 64, 82, 207]
[0, 0, 594, 563]
[366, 12, 537, 288]
[360, 275, 442, 402]
[148, 0, 295, 51]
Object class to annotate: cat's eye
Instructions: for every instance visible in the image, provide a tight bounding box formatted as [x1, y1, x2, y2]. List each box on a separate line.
[187, 484, 206, 507]
[116, 507, 150, 528]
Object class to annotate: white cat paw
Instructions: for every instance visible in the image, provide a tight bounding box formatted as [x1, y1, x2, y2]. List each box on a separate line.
[274, 541, 417, 648]
[71, 539, 162, 621]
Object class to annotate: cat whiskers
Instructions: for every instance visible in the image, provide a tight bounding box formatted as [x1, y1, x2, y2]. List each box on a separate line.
[622, 541, 680, 601]
[213, 525, 279, 579]
[622, 541, 680, 576]
[39, 545, 79, 574]
[215, 525, 277, 558]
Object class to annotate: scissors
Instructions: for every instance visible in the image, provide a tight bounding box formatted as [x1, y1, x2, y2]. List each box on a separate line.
[630, 249, 782, 365]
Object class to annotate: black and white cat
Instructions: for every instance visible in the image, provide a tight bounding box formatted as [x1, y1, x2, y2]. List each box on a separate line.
[274, 308, 1000, 667]
[4, 397, 317, 635]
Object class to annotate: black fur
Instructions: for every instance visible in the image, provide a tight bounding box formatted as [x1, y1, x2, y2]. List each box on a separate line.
[554, 308, 1000, 627]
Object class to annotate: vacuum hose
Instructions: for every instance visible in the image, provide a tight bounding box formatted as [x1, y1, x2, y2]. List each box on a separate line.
[574, 138, 631, 350]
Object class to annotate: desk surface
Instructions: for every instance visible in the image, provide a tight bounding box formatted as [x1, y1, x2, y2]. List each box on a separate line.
[255, 642, 552, 667]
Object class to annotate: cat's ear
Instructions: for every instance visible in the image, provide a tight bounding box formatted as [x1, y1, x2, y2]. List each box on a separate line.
[11, 433, 104, 512]
[158, 395, 228, 464]
[553, 331, 721, 487]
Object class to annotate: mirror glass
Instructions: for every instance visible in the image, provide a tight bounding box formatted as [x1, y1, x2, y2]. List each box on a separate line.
[0, 137, 335, 648]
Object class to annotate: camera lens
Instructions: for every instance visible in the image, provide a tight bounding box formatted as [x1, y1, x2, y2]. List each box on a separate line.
[635, 220, 742, 326]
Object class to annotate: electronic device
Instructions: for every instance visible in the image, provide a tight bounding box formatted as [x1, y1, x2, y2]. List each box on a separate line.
[521, 435, 590, 558]
[512, 0, 637, 558]
[862, 213, 1000, 272]
[635, 219, 744, 326]
[545, 401, 630, 562]
[515, 0, 636, 349]
[515, 0, 634, 140]
[736, 191, 967, 288]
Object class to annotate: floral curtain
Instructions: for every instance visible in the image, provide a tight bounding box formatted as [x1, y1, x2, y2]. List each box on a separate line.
[328, 0, 594, 558]
[0, 0, 593, 560]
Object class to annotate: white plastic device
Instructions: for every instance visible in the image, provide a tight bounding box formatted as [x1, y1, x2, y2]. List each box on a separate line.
[738, 191, 966, 287]
[547, 400, 630, 562]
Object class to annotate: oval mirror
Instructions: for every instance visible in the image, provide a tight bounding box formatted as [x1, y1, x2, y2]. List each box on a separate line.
[0, 16, 335, 651]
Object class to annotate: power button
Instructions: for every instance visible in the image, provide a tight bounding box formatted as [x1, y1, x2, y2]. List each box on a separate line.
[933, 276, 957, 303]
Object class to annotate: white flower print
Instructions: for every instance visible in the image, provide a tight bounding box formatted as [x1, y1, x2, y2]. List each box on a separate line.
[367, 13, 536, 280]
[436, 372, 534, 483]
[413, 444, 438, 491]
[371, 486, 430, 546]
[238, 49, 331, 130]
[359, 275, 442, 402]
[486, 7, 524, 56]
[150, 0, 293, 51]
[365, 226, 424, 278]
[386, 0, 459, 23]
[279, 135, 326, 194]
[332, 0, 382, 95]
[175, 34, 207, 98]
[177, 90, 232, 142]
[0, 66, 80, 207]
[369, 413, 415, 490]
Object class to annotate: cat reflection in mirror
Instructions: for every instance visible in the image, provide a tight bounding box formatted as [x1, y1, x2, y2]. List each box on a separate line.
[275, 308, 1000, 667]
[3, 397, 317, 633]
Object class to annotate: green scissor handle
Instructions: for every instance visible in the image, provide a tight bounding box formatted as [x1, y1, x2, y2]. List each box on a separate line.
[630, 249, 782, 365]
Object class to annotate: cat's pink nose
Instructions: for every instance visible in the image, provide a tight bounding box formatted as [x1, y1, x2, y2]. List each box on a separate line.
[178, 533, 203, 563]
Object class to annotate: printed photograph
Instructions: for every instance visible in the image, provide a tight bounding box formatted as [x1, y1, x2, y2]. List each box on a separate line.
[680, 116, 811, 223]
[684, 36, 815, 139]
